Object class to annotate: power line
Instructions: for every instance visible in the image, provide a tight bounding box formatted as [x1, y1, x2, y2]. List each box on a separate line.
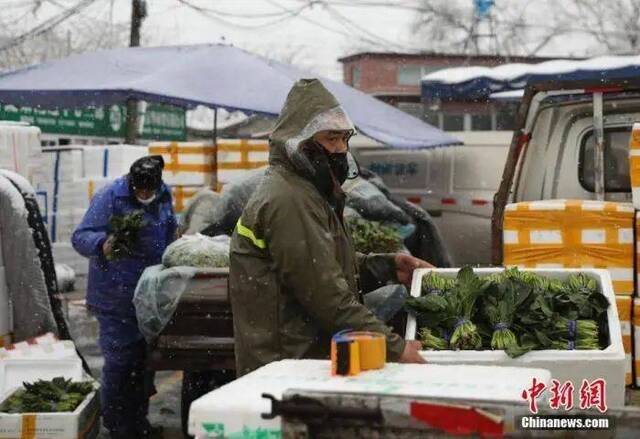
[0, 0, 98, 52]
[176, 0, 310, 29]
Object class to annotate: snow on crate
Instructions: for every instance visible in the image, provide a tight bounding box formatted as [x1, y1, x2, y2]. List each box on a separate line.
[503, 200, 634, 296]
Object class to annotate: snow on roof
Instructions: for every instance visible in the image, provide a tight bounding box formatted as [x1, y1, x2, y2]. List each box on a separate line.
[423, 55, 640, 84]
[489, 89, 525, 100]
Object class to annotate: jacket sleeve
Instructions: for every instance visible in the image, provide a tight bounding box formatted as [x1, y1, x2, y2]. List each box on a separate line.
[263, 193, 406, 361]
[356, 253, 398, 294]
[71, 188, 113, 258]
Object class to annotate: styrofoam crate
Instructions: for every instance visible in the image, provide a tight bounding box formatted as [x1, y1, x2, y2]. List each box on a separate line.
[189, 359, 551, 438]
[0, 358, 83, 394]
[0, 370, 99, 439]
[405, 268, 626, 408]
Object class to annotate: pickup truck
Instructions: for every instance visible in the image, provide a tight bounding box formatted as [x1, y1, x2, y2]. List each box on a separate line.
[492, 77, 640, 264]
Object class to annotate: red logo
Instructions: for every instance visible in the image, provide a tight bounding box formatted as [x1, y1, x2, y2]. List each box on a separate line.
[549, 379, 575, 411]
[522, 378, 607, 413]
[521, 377, 547, 414]
[579, 378, 607, 413]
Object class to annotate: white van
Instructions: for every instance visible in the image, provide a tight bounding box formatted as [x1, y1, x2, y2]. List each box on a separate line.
[353, 131, 510, 265]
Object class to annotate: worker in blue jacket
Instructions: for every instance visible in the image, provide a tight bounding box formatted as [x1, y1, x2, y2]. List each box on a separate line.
[72, 155, 176, 439]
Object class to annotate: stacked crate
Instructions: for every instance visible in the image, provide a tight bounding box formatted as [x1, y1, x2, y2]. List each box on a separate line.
[148, 140, 269, 213]
[503, 199, 635, 386]
[36, 145, 147, 275]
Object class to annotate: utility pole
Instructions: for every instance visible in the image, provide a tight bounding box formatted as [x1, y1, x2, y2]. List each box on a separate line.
[125, 0, 146, 144]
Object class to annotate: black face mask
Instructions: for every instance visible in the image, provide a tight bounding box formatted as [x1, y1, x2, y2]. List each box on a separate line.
[327, 152, 349, 185]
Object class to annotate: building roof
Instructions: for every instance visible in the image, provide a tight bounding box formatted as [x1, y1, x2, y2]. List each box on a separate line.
[422, 55, 640, 101]
[338, 51, 568, 64]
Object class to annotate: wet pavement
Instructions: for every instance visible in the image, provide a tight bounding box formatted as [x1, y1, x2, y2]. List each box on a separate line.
[61, 276, 185, 439]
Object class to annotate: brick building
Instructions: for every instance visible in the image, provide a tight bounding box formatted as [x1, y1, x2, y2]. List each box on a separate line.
[338, 52, 565, 131]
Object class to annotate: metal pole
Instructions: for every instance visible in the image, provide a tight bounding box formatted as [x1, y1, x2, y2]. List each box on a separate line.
[212, 108, 219, 190]
[125, 0, 146, 144]
[593, 92, 606, 201]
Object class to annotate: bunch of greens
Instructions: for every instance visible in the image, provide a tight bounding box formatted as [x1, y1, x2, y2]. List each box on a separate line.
[483, 275, 531, 350]
[2, 377, 94, 413]
[347, 217, 403, 254]
[108, 210, 147, 260]
[406, 267, 610, 358]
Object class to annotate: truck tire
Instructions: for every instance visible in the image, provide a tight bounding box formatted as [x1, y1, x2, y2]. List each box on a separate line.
[181, 370, 235, 438]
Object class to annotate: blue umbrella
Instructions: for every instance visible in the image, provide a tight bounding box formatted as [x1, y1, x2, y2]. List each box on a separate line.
[0, 44, 459, 149]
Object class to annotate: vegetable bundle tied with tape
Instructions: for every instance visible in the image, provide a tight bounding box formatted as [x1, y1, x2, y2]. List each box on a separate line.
[406, 267, 610, 357]
[107, 209, 147, 260]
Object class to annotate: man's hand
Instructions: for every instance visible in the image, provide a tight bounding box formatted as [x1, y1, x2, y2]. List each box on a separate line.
[398, 340, 426, 364]
[394, 253, 434, 287]
[102, 235, 114, 258]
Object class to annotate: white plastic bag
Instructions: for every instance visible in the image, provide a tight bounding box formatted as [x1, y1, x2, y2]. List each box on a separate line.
[162, 234, 230, 268]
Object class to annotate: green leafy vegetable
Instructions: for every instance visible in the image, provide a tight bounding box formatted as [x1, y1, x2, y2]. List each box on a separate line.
[1, 377, 94, 413]
[347, 217, 403, 254]
[108, 210, 147, 260]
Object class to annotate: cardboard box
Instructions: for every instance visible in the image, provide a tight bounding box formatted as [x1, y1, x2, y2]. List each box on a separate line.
[503, 200, 634, 295]
[405, 267, 627, 408]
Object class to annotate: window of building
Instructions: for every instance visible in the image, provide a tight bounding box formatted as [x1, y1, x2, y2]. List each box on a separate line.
[442, 114, 464, 131]
[496, 103, 518, 130]
[397, 102, 424, 119]
[397, 65, 422, 86]
[423, 109, 440, 126]
[579, 127, 632, 193]
[351, 66, 361, 88]
[471, 113, 492, 131]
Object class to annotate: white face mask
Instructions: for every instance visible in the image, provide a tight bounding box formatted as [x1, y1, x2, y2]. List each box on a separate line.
[136, 194, 156, 205]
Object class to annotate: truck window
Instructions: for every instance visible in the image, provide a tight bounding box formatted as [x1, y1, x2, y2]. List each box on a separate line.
[579, 127, 632, 193]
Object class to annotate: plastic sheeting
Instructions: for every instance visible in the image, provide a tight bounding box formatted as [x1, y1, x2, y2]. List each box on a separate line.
[180, 189, 222, 235]
[0, 44, 459, 150]
[133, 265, 199, 342]
[0, 171, 58, 340]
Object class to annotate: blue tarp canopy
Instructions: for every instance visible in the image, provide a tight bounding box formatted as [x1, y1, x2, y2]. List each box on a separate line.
[422, 56, 640, 101]
[0, 44, 459, 149]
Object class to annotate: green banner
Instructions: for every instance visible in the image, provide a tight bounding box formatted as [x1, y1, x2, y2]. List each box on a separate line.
[0, 102, 186, 141]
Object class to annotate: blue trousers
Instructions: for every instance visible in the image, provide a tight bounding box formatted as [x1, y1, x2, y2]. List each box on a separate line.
[95, 311, 155, 436]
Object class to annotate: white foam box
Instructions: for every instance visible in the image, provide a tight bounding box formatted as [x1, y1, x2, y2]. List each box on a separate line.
[51, 242, 89, 277]
[46, 209, 86, 243]
[83, 145, 147, 179]
[0, 124, 42, 184]
[189, 359, 551, 438]
[51, 242, 86, 272]
[40, 149, 85, 183]
[0, 360, 99, 439]
[405, 267, 626, 408]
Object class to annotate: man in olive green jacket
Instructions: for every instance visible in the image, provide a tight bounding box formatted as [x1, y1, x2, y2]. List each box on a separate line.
[229, 79, 429, 376]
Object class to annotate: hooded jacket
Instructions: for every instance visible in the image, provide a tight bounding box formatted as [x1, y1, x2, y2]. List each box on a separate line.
[229, 79, 405, 375]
